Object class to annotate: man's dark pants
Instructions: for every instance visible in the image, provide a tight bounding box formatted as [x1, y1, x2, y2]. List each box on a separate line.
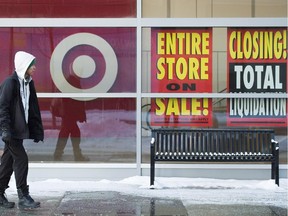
[0, 139, 28, 190]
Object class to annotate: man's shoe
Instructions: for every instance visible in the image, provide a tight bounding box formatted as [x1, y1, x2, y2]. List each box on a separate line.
[18, 194, 40, 209]
[17, 186, 40, 210]
[0, 194, 15, 208]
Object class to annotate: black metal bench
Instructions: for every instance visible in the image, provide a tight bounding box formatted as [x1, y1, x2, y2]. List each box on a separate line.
[150, 128, 279, 186]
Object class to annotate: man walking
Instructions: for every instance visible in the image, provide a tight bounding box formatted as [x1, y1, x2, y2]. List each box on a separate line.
[0, 51, 44, 209]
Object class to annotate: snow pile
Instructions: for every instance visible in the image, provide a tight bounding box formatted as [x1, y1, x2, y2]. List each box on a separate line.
[6, 176, 288, 208]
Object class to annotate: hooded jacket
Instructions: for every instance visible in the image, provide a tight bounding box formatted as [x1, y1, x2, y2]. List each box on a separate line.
[0, 51, 44, 141]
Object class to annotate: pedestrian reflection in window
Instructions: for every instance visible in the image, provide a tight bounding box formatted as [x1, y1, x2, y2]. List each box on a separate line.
[52, 74, 89, 161]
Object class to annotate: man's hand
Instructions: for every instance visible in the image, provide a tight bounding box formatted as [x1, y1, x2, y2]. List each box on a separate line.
[2, 131, 11, 144]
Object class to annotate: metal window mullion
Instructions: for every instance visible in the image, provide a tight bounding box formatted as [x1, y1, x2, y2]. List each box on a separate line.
[136, 0, 142, 176]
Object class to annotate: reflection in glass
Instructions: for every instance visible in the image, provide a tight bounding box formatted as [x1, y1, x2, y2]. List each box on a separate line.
[27, 98, 136, 162]
[0, 27, 136, 93]
[52, 98, 88, 161]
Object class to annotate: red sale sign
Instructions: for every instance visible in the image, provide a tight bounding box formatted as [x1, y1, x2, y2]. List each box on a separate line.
[227, 27, 288, 127]
[150, 28, 213, 127]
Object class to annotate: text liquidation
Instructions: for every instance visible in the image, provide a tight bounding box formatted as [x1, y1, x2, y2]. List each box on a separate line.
[229, 97, 286, 118]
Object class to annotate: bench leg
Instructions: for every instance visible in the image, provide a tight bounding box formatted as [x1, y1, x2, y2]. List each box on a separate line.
[150, 157, 155, 187]
[275, 151, 280, 186]
[272, 140, 280, 186]
[275, 162, 279, 186]
[150, 141, 155, 187]
[272, 161, 279, 186]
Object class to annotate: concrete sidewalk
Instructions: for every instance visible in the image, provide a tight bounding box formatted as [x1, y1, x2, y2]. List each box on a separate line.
[0, 191, 287, 216]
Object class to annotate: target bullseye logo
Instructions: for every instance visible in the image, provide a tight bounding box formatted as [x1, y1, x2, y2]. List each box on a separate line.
[50, 32, 118, 101]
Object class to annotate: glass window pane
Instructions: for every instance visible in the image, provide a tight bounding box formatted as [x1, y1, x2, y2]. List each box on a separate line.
[0, 27, 136, 93]
[25, 98, 136, 162]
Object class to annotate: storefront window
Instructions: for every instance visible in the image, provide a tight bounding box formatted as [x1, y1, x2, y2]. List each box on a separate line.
[0, 27, 137, 163]
[0, 0, 286, 170]
[141, 26, 288, 164]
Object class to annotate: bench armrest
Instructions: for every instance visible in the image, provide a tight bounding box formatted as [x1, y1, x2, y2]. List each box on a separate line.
[271, 139, 279, 150]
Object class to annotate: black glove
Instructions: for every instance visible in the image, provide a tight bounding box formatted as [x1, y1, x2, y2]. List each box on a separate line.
[2, 131, 11, 144]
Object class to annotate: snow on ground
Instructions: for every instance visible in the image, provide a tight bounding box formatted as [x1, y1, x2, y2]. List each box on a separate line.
[6, 176, 288, 209]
